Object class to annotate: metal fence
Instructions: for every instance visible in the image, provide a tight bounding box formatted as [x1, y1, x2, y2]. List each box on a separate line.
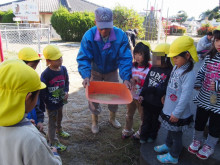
[0, 23, 50, 57]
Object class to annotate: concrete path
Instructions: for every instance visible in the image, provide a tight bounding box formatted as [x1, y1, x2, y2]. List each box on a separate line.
[140, 57, 220, 165]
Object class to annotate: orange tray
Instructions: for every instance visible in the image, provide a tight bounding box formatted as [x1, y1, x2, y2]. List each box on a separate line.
[86, 81, 132, 104]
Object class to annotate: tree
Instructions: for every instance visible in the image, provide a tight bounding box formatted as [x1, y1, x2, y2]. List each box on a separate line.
[113, 5, 144, 38]
[199, 6, 220, 22]
[176, 10, 187, 25]
[51, 6, 95, 41]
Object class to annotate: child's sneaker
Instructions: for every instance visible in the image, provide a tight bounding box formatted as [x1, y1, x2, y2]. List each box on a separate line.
[196, 144, 214, 160]
[188, 140, 201, 154]
[157, 153, 178, 164]
[122, 129, 134, 139]
[154, 144, 170, 153]
[57, 130, 70, 138]
[53, 142, 67, 152]
[131, 130, 140, 140]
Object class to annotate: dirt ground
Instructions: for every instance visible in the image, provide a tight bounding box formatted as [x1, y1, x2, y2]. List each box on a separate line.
[38, 44, 141, 165]
[4, 35, 201, 165]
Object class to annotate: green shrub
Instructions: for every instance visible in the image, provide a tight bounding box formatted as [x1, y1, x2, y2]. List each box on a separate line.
[1, 10, 14, 23]
[113, 5, 144, 39]
[51, 6, 95, 41]
[0, 11, 4, 22]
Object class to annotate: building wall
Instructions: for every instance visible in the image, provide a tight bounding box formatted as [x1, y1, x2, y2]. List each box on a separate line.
[39, 13, 52, 25]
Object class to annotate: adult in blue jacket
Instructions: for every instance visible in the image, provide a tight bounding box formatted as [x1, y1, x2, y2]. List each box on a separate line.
[77, 7, 132, 134]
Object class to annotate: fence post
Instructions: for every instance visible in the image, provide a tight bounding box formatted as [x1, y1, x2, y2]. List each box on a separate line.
[48, 27, 50, 44]
[4, 26, 8, 51]
[37, 28, 40, 53]
[17, 23, 21, 41]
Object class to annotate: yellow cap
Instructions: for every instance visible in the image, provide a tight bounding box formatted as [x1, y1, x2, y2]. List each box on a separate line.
[43, 45, 62, 60]
[153, 43, 170, 56]
[168, 36, 199, 62]
[0, 59, 46, 126]
[18, 47, 41, 61]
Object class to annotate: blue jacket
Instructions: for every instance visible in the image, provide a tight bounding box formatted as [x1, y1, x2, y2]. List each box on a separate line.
[196, 35, 212, 52]
[77, 26, 132, 81]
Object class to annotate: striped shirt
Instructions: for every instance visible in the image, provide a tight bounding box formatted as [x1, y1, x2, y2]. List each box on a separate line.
[194, 52, 220, 114]
[131, 64, 151, 100]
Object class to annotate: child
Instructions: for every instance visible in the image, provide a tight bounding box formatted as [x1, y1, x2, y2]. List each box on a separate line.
[188, 27, 220, 159]
[122, 42, 151, 139]
[154, 36, 199, 164]
[18, 47, 44, 131]
[138, 43, 173, 143]
[0, 59, 62, 165]
[40, 45, 70, 151]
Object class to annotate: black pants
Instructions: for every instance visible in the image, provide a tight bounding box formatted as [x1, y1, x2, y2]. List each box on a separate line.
[166, 131, 183, 158]
[140, 102, 162, 141]
[195, 106, 220, 138]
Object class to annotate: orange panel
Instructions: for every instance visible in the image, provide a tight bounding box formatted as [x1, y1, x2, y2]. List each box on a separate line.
[86, 81, 132, 105]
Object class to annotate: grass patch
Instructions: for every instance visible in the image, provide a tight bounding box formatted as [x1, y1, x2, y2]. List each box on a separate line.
[59, 105, 141, 165]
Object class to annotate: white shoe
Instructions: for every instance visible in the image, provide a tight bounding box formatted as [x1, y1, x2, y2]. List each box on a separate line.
[196, 144, 214, 160]
[109, 119, 121, 128]
[109, 111, 121, 128]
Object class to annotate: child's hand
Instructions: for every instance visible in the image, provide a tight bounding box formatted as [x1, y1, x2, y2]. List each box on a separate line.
[30, 119, 36, 126]
[138, 96, 144, 103]
[124, 80, 132, 90]
[64, 92, 69, 100]
[210, 81, 215, 91]
[132, 76, 141, 84]
[130, 79, 136, 88]
[37, 122, 44, 132]
[161, 95, 165, 104]
[50, 147, 58, 153]
[169, 114, 179, 123]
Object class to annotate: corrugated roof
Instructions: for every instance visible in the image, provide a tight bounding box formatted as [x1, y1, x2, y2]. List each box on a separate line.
[0, 0, 24, 11]
[0, 0, 100, 13]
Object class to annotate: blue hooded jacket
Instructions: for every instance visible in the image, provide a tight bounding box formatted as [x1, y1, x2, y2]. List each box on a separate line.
[77, 26, 132, 81]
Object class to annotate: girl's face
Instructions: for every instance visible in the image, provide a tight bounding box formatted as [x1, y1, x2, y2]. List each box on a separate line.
[49, 57, 63, 68]
[173, 53, 190, 68]
[214, 38, 220, 52]
[134, 53, 144, 66]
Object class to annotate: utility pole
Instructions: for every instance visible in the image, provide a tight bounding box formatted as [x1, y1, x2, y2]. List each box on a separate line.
[157, 0, 163, 43]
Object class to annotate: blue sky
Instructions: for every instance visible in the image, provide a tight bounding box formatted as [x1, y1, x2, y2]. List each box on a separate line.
[0, 0, 219, 19]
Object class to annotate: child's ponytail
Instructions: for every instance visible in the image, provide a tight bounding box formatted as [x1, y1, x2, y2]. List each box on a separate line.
[182, 56, 194, 75]
[178, 51, 194, 75]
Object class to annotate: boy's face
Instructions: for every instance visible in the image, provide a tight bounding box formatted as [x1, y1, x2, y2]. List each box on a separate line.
[27, 61, 39, 70]
[48, 57, 63, 68]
